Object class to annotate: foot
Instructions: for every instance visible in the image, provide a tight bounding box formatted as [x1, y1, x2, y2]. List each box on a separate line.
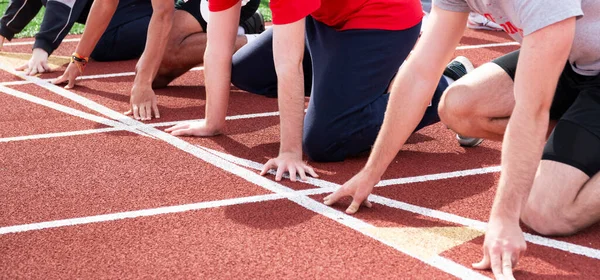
[240, 12, 265, 35]
[467, 13, 503, 31]
[443, 56, 484, 147]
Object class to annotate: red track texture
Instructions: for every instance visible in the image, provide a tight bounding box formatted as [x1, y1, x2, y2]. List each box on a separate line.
[0, 28, 598, 279]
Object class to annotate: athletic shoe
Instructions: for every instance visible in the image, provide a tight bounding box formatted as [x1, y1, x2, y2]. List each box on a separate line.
[443, 56, 474, 82]
[456, 134, 484, 147]
[443, 56, 484, 147]
[467, 12, 503, 31]
[240, 12, 265, 35]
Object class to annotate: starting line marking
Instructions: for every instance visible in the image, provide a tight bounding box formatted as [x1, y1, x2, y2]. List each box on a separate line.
[199, 146, 600, 261]
[0, 111, 280, 143]
[0, 62, 489, 279]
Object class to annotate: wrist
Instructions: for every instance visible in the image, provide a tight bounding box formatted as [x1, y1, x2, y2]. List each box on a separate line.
[70, 52, 89, 73]
[490, 195, 522, 223]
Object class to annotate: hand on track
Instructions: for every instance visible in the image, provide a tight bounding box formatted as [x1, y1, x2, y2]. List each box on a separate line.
[473, 217, 526, 280]
[260, 152, 318, 182]
[125, 84, 160, 121]
[323, 170, 376, 214]
[165, 121, 221, 137]
[16, 48, 51, 76]
[53, 61, 82, 89]
[0, 36, 5, 51]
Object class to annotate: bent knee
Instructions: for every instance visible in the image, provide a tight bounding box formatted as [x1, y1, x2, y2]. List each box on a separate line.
[438, 82, 479, 135]
[521, 204, 579, 236]
[302, 130, 344, 162]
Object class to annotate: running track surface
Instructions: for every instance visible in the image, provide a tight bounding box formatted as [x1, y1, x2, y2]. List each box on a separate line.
[1, 29, 599, 279]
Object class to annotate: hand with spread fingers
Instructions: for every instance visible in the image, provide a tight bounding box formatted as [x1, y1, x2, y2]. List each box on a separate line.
[323, 170, 377, 214]
[52, 58, 85, 89]
[473, 217, 527, 280]
[165, 120, 221, 137]
[260, 152, 319, 182]
[16, 48, 51, 75]
[125, 84, 160, 121]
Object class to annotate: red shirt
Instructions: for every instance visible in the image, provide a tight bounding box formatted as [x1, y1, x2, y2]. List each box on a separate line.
[209, 0, 422, 31]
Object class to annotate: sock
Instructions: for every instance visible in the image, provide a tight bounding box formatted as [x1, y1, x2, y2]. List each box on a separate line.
[244, 34, 259, 44]
[237, 26, 245, 35]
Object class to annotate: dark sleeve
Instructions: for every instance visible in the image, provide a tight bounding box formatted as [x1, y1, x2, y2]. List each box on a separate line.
[33, 0, 90, 55]
[0, 0, 44, 40]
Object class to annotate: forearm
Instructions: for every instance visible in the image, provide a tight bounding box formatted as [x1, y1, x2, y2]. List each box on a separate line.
[273, 21, 306, 155]
[74, 0, 118, 57]
[203, 3, 241, 131]
[363, 7, 467, 179]
[490, 18, 575, 221]
[492, 107, 548, 220]
[134, 3, 174, 85]
[0, 0, 42, 40]
[276, 68, 305, 154]
[364, 70, 441, 178]
[35, 0, 90, 55]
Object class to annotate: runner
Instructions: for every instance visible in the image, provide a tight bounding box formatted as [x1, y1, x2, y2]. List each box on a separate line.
[165, 0, 467, 181]
[52, 0, 264, 121]
[324, 1, 600, 279]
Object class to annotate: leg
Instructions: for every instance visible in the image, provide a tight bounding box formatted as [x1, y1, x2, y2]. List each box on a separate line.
[522, 86, 600, 235]
[153, 0, 261, 88]
[439, 49, 573, 141]
[91, 15, 150, 61]
[231, 28, 312, 97]
[522, 162, 600, 235]
[438, 51, 517, 141]
[153, 11, 251, 88]
[302, 18, 422, 162]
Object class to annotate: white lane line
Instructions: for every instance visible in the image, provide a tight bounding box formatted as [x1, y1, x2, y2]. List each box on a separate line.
[0, 127, 123, 143]
[456, 42, 519, 50]
[8, 70, 487, 279]
[196, 146, 488, 279]
[0, 85, 139, 133]
[201, 146, 600, 261]
[377, 166, 502, 186]
[3, 38, 80, 46]
[0, 111, 280, 143]
[0, 188, 334, 235]
[0, 66, 205, 86]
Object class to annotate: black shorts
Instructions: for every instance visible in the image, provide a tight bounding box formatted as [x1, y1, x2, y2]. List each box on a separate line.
[493, 50, 600, 177]
[175, 0, 260, 32]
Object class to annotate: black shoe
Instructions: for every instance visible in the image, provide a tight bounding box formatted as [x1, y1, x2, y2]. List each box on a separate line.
[443, 56, 473, 81]
[241, 12, 265, 35]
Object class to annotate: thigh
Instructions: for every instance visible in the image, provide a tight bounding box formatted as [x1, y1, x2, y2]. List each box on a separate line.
[168, 9, 204, 44]
[175, 0, 207, 32]
[92, 15, 150, 61]
[544, 85, 600, 177]
[449, 50, 517, 118]
[304, 18, 420, 127]
[231, 28, 312, 97]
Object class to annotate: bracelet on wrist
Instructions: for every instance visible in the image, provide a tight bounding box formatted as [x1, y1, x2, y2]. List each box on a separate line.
[70, 52, 89, 73]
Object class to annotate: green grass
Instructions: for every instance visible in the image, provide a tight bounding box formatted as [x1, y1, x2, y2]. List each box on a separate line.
[258, 0, 271, 22]
[0, 0, 269, 39]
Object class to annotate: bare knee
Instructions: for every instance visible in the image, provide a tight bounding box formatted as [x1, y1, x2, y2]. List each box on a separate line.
[521, 203, 579, 236]
[438, 82, 478, 136]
